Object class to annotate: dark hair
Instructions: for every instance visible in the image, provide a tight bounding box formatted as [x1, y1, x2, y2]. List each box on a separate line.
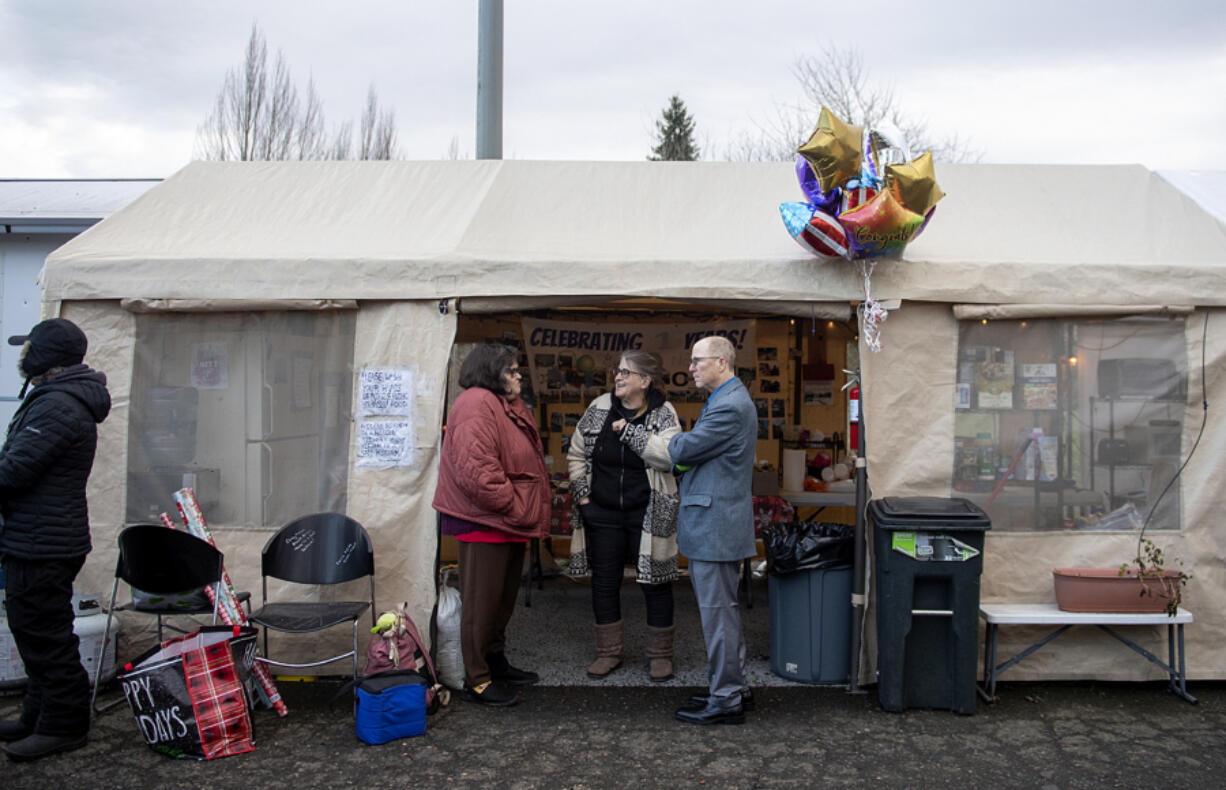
[619, 350, 666, 391]
[459, 343, 519, 394]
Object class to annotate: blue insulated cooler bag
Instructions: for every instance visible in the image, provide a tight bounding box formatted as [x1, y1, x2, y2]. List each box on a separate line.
[354, 669, 428, 744]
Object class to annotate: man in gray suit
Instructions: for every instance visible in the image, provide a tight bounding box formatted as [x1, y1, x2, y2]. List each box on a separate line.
[668, 335, 757, 725]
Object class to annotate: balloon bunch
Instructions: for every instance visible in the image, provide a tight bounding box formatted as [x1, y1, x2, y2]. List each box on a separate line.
[778, 106, 946, 351]
[780, 106, 943, 261]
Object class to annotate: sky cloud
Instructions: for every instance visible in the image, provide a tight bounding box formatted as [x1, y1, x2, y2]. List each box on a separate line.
[1, 0, 1222, 177]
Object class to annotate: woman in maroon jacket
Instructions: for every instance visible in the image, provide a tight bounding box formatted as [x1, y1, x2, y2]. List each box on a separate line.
[432, 344, 550, 706]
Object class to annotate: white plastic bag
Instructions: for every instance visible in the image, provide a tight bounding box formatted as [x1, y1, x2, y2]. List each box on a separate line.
[435, 567, 464, 690]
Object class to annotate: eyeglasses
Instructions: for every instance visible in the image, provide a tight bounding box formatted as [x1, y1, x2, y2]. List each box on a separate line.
[612, 368, 643, 379]
[505, 367, 523, 377]
[689, 356, 719, 366]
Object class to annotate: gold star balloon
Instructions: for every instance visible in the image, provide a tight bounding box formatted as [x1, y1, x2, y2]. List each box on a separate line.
[797, 106, 862, 194]
[885, 150, 945, 217]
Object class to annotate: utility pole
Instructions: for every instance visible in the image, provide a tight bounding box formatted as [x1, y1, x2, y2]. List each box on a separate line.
[476, 0, 503, 159]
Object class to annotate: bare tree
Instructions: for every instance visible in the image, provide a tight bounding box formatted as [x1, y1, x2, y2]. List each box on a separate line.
[445, 135, 471, 160]
[295, 78, 328, 160]
[358, 85, 397, 160]
[721, 104, 812, 162]
[723, 45, 979, 163]
[194, 24, 398, 161]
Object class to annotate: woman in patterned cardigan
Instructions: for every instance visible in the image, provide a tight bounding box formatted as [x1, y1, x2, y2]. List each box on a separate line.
[568, 350, 681, 682]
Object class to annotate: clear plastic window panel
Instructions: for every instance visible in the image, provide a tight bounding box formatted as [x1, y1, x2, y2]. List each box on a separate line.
[126, 311, 356, 529]
[953, 317, 1185, 532]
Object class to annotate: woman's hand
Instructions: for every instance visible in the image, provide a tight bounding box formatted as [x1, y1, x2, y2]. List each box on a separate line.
[578, 498, 591, 506]
[611, 418, 626, 433]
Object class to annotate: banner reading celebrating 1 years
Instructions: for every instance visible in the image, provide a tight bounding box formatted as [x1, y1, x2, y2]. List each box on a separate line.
[522, 318, 756, 405]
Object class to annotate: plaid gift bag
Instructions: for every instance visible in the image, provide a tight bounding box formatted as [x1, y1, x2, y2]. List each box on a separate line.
[118, 625, 259, 760]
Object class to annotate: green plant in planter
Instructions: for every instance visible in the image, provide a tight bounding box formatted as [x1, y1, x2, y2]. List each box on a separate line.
[1119, 538, 1190, 617]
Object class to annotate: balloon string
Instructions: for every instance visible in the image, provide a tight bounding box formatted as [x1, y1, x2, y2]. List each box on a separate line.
[855, 260, 887, 353]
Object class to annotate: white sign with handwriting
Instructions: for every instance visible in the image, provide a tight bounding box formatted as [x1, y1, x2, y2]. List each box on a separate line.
[356, 419, 414, 468]
[358, 367, 415, 418]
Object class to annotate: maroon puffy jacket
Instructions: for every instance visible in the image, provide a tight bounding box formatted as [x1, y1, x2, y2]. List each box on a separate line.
[432, 386, 549, 538]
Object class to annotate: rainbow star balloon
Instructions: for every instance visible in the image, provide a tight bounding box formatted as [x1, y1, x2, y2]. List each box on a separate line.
[838, 188, 924, 259]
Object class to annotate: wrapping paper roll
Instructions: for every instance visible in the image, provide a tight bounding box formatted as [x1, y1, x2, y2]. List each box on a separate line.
[782, 449, 807, 491]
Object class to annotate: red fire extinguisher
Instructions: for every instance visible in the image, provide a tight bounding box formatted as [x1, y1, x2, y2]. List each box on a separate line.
[848, 383, 860, 452]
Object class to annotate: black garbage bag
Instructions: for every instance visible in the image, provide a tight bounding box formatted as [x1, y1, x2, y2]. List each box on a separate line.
[763, 521, 854, 575]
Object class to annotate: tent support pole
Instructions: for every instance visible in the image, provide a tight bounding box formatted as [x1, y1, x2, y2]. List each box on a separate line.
[848, 368, 868, 694]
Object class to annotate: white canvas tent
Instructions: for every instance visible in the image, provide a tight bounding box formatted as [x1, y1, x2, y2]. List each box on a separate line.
[43, 160, 1226, 681]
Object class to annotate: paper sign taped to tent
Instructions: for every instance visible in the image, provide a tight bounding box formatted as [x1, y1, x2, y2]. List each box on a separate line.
[357, 419, 414, 468]
[358, 367, 415, 417]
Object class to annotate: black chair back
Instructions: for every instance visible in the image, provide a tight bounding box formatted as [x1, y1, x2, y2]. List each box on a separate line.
[117, 524, 223, 593]
[260, 512, 374, 585]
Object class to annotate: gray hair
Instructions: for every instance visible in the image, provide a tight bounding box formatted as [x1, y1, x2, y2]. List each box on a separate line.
[619, 350, 666, 391]
[699, 335, 737, 367]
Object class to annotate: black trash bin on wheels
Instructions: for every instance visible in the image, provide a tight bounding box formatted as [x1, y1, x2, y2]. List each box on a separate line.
[871, 497, 991, 714]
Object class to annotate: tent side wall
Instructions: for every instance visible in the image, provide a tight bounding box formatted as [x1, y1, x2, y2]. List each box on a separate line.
[63, 299, 456, 665]
[861, 305, 1226, 681]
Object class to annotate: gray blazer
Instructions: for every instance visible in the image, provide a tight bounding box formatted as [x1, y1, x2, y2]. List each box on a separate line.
[667, 377, 757, 562]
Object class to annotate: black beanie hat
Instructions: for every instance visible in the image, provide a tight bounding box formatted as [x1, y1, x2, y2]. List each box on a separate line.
[8, 317, 89, 379]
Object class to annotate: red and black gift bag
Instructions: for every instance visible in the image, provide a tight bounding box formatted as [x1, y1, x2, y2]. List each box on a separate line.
[118, 625, 259, 760]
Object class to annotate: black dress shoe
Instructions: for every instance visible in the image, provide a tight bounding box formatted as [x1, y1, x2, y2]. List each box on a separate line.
[674, 701, 746, 726]
[486, 652, 540, 685]
[686, 688, 755, 711]
[0, 719, 34, 742]
[4, 732, 88, 762]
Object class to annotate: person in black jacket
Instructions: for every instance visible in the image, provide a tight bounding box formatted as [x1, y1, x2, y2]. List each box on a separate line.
[0, 318, 111, 762]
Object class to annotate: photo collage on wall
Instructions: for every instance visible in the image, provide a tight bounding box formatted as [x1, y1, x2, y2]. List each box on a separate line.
[756, 347, 785, 439]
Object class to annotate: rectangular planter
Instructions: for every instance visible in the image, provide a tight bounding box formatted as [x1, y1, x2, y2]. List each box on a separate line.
[1052, 567, 1180, 613]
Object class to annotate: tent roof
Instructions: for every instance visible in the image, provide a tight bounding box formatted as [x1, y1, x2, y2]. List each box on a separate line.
[43, 161, 1226, 307]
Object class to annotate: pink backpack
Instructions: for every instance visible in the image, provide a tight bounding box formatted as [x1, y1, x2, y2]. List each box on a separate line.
[364, 604, 449, 710]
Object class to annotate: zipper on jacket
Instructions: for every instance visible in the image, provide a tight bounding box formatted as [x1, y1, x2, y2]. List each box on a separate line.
[618, 439, 625, 511]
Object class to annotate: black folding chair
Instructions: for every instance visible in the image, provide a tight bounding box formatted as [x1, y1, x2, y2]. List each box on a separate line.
[92, 524, 239, 714]
[248, 513, 376, 686]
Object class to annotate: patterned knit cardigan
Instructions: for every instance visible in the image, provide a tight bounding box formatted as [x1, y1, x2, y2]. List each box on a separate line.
[566, 392, 681, 584]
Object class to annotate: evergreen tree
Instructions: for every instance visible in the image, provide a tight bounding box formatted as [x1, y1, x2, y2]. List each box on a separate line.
[649, 95, 699, 161]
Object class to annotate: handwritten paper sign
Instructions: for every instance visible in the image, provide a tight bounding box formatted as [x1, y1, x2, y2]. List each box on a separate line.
[356, 419, 414, 468]
[358, 367, 414, 417]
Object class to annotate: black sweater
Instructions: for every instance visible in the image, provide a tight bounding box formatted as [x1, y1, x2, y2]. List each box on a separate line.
[588, 390, 665, 512]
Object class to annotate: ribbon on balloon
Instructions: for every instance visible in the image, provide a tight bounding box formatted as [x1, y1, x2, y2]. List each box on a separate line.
[779, 106, 945, 351]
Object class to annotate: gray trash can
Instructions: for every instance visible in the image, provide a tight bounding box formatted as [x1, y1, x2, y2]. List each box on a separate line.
[769, 565, 851, 683]
[764, 522, 853, 684]
[871, 497, 990, 713]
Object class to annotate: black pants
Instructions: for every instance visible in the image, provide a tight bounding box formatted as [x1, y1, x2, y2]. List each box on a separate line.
[2, 554, 89, 737]
[582, 502, 673, 628]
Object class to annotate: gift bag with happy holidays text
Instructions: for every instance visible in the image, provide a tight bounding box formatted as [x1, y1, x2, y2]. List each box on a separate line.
[118, 625, 259, 760]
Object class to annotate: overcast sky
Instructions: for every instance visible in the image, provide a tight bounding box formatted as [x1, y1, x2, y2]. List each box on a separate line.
[1, 0, 1223, 178]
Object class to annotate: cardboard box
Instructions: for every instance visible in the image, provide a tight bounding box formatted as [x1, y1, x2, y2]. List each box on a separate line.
[752, 469, 779, 496]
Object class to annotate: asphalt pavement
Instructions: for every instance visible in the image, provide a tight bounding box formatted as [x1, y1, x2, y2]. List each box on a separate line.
[4, 678, 1224, 789]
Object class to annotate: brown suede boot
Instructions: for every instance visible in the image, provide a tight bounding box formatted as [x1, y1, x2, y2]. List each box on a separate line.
[587, 620, 624, 678]
[645, 624, 675, 682]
